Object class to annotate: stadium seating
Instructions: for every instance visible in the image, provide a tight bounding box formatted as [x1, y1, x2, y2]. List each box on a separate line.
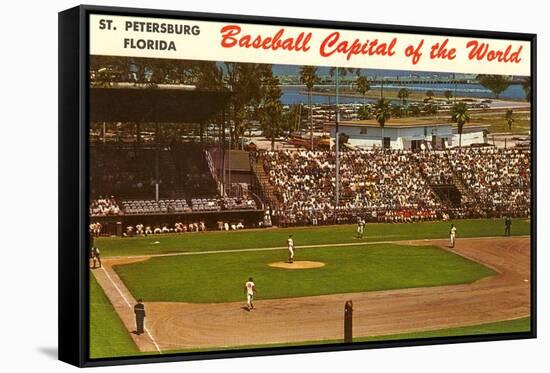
[122, 199, 191, 215]
[259, 147, 531, 225]
[90, 144, 530, 226]
[90, 197, 122, 216]
[191, 198, 221, 211]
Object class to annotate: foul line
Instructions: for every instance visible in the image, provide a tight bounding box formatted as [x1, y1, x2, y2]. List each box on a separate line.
[105, 235, 530, 261]
[100, 267, 163, 354]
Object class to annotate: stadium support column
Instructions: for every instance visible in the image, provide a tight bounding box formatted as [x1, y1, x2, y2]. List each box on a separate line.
[155, 122, 160, 202]
[221, 107, 226, 196]
[228, 130, 232, 197]
[335, 68, 340, 220]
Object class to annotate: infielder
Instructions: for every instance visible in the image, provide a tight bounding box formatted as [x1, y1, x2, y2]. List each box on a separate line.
[287, 234, 294, 263]
[449, 224, 457, 248]
[244, 277, 257, 310]
[356, 217, 365, 239]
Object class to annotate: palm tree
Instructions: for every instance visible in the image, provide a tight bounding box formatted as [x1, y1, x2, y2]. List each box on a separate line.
[224, 63, 272, 149]
[505, 109, 514, 131]
[329, 67, 360, 78]
[444, 90, 453, 102]
[299, 66, 320, 149]
[451, 102, 470, 148]
[397, 88, 410, 105]
[374, 98, 391, 148]
[425, 90, 435, 101]
[423, 102, 438, 116]
[356, 75, 370, 106]
[329, 66, 360, 106]
[476, 74, 511, 99]
[358, 105, 372, 120]
[262, 76, 283, 151]
[521, 77, 531, 101]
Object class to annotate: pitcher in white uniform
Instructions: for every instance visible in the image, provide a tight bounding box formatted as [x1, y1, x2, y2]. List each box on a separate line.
[244, 277, 256, 310]
[287, 234, 294, 263]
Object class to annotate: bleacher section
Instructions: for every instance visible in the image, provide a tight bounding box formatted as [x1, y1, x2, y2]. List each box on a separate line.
[258, 148, 531, 225]
[90, 144, 530, 230]
[122, 199, 190, 215]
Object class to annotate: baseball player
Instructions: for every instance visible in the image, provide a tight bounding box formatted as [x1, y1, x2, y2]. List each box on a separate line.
[356, 217, 365, 239]
[244, 277, 257, 311]
[89, 245, 96, 269]
[504, 216, 512, 237]
[449, 224, 457, 248]
[287, 234, 294, 263]
[94, 247, 102, 268]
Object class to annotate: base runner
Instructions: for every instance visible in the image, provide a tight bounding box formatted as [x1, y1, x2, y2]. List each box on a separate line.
[449, 224, 457, 248]
[244, 277, 257, 311]
[287, 234, 294, 263]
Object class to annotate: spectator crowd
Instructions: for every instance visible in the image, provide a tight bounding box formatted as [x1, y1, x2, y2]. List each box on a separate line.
[90, 197, 122, 217]
[448, 147, 531, 217]
[89, 146, 531, 232]
[260, 147, 531, 226]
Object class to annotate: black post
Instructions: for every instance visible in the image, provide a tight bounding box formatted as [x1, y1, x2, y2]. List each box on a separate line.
[344, 300, 353, 343]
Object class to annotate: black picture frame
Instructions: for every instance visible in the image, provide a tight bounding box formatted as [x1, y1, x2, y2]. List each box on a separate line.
[59, 4, 537, 367]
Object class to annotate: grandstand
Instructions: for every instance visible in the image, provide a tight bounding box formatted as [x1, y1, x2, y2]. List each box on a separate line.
[89, 86, 265, 235]
[91, 143, 530, 231]
[88, 87, 530, 237]
[257, 147, 531, 226]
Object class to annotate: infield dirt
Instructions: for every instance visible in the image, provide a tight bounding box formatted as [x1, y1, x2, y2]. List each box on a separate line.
[91, 236, 530, 352]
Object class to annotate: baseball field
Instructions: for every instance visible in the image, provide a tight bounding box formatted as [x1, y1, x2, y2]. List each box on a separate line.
[89, 218, 531, 358]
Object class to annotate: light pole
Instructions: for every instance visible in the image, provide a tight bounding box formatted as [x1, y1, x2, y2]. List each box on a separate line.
[335, 68, 340, 218]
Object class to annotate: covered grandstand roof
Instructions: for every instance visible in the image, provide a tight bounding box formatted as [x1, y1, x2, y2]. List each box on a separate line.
[90, 86, 231, 123]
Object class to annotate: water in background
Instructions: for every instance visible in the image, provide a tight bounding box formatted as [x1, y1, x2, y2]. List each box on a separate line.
[272, 65, 526, 104]
[280, 84, 526, 105]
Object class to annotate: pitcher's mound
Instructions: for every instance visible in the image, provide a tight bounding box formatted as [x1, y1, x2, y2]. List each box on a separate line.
[268, 261, 326, 269]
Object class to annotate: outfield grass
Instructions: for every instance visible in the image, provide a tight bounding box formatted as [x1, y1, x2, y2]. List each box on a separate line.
[114, 243, 495, 303]
[89, 275, 140, 359]
[356, 316, 531, 342]
[97, 218, 530, 257]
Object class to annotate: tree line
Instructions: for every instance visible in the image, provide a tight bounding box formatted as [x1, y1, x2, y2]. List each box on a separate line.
[90, 56, 531, 150]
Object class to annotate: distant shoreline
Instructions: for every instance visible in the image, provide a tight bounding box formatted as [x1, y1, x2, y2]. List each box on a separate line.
[299, 88, 527, 103]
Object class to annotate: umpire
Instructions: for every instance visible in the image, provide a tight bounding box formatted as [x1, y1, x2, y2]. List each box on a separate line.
[504, 216, 512, 237]
[134, 299, 146, 335]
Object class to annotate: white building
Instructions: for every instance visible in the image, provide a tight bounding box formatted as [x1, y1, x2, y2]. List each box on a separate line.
[328, 117, 488, 150]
